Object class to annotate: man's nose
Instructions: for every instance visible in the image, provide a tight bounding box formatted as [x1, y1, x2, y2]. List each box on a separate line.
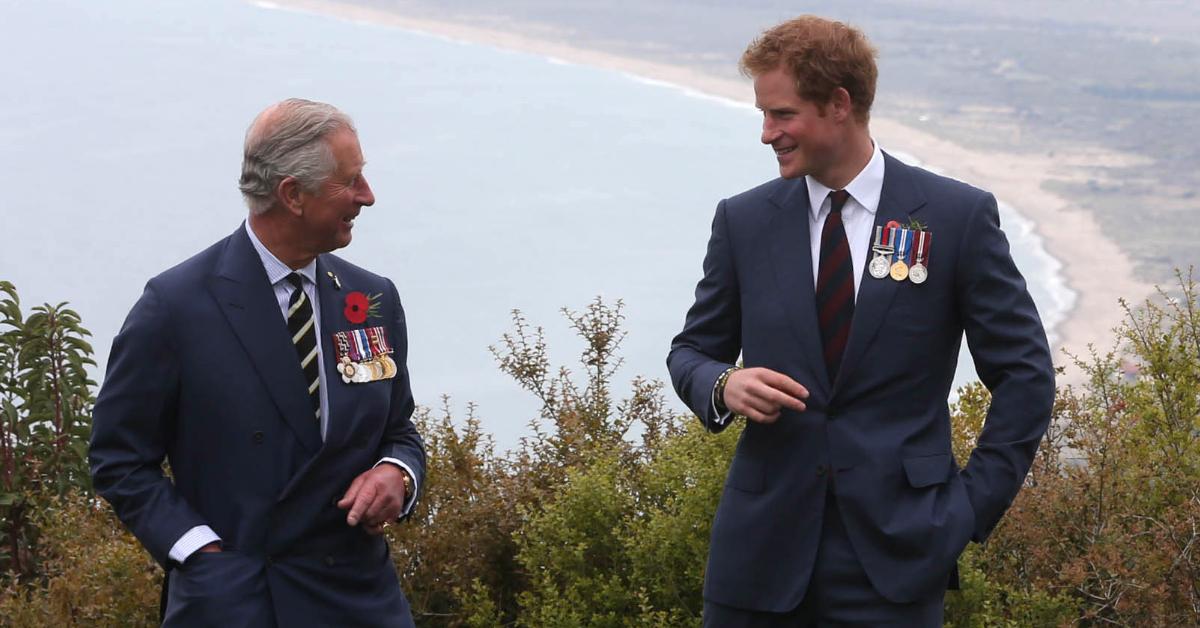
[761, 122, 780, 145]
[357, 176, 375, 207]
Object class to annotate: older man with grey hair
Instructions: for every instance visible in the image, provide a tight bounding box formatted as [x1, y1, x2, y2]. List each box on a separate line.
[90, 98, 426, 627]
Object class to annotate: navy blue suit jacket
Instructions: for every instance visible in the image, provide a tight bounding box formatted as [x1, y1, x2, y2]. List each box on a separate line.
[90, 225, 426, 626]
[667, 153, 1054, 610]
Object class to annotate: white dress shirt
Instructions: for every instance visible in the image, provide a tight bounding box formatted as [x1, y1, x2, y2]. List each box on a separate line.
[805, 141, 884, 297]
[711, 142, 886, 426]
[167, 223, 417, 563]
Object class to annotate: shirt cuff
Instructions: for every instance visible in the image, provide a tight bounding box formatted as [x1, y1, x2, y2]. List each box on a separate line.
[168, 525, 221, 564]
[710, 383, 732, 427]
[375, 458, 419, 516]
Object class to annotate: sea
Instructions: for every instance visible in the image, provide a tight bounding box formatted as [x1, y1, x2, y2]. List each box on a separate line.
[0, 0, 1073, 450]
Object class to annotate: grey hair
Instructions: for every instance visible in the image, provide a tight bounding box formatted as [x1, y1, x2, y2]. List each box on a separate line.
[238, 98, 356, 215]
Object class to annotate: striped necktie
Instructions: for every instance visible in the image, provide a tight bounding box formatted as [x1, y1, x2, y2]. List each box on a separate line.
[286, 273, 321, 421]
[816, 189, 855, 381]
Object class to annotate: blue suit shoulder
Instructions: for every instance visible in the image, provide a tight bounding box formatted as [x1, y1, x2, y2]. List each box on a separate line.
[906, 163, 989, 202]
[724, 177, 796, 212]
[144, 234, 233, 298]
[319, 253, 398, 296]
[883, 155, 997, 240]
[715, 177, 805, 233]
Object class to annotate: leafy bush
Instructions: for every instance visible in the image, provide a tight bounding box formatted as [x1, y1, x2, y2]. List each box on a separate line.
[945, 270, 1200, 626]
[0, 281, 160, 627]
[1, 280, 96, 577]
[390, 299, 736, 626]
[0, 491, 158, 627]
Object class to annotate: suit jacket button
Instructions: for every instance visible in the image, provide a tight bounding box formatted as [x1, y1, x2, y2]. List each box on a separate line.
[265, 556, 274, 566]
[252, 431, 265, 444]
[816, 464, 827, 476]
[324, 555, 336, 567]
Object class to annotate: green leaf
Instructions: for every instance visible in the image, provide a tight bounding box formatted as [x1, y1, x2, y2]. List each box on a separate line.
[66, 336, 95, 356]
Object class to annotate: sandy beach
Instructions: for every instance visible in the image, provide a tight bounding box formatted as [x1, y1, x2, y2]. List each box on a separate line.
[263, 0, 1152, 377]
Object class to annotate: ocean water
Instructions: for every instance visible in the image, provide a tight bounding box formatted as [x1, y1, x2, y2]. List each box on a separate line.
[0, 0, 1070, 449]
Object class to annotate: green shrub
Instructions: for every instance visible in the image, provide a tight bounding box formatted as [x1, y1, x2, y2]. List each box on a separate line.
[0, 490, 158, 627]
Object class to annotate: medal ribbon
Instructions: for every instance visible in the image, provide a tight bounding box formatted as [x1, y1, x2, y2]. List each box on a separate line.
[334, 332, 351, 362]
[895, 228, 912, 264]
[365, 327, 380, 356]
[366, 326, 393, 355]
[353, 329, 373, 360]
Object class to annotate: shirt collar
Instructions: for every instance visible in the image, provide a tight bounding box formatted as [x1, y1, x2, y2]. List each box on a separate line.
[806, 140, 885, 220]
[244, 220, 317, 287]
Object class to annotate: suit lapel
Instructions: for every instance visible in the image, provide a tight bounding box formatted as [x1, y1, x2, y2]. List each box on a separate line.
[208, 226, 322, 454]
[834, 153, 927, 394]
[315, 256, 361, 449]
[766, 179, 832, 395]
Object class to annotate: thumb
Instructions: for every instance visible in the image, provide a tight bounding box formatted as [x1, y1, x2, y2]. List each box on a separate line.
[337, 474, 366, 510]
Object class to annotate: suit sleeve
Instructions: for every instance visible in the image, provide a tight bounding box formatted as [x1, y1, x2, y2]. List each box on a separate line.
[89, 282, 208, 566]
[667, 199, 743, 433]
[374, 279, 426, 516]
[955, 193, 1056, 542]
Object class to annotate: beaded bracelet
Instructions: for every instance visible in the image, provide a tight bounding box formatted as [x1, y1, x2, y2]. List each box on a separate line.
[715, 365, 742, 412]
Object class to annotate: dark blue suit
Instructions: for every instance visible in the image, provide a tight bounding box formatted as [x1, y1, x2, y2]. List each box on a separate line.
[668, 153, 1054, 612]
[90, 225, 426, 627]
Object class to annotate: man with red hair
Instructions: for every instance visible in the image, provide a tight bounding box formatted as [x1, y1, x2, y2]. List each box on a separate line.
[668, 15, 1053, 626]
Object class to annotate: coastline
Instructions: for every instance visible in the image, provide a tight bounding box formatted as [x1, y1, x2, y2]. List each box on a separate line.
[257, 0, 1152, 376]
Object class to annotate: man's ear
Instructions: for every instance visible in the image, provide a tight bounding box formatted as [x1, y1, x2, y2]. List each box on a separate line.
[828, 87, 854, 122]
[276, 176, 306, 216]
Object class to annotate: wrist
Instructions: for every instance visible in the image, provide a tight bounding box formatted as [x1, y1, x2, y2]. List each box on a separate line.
[399, 468, 414, 497]
[715, 366, 741, 412]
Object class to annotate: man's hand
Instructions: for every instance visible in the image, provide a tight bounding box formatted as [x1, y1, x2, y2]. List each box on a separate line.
[179, 541, 222, 567]
[337, 464, 408, 536]
[724, 367, 808, 424]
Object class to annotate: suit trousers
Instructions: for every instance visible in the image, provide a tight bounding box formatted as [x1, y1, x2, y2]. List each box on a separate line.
[703, 491, 944, 627]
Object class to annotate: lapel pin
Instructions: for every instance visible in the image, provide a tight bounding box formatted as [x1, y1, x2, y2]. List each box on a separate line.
[327, 271, 342, 290]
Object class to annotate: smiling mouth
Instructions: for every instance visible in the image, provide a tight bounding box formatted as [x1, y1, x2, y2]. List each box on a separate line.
[774, 146, 796, 156]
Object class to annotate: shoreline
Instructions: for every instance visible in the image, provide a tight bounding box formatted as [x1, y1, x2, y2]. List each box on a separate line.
[257, 0, 1152, 376]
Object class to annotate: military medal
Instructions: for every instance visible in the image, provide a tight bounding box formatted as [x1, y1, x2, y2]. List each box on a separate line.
[909, 230, 930, 284]
[334, 334, 356, 383]
[868, 225, 892, 279]
[889, 228, 911, 281]
[332, 325, 397, 384]
[379, 355, 397, 378]
[339, 356, 356, 380]
[364, 359, 384, 380]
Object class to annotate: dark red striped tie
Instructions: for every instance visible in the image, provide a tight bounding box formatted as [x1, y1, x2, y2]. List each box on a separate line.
[816, 189, 854, 380]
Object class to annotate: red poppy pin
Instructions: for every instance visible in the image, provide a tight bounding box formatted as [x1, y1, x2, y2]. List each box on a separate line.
[343, 291, 383, 324]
